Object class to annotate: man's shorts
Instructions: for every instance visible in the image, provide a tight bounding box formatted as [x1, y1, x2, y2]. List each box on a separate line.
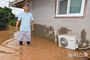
[19, 31, 31, 41]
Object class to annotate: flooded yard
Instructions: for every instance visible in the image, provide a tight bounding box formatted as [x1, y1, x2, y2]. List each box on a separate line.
[0, 25, 89, 60]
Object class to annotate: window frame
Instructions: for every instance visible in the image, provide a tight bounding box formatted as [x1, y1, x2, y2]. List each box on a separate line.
[55, 0, 86, 18]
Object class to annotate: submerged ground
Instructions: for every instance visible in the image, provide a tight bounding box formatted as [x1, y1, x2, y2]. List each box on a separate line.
[0, 25, 89, 60]
[0, 25, 16, 45]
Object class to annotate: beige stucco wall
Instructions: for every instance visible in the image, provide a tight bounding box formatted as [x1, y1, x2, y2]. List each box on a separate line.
[31, 0, 90, 42]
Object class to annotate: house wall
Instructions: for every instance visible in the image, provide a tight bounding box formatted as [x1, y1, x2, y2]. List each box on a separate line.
[30, 0, 90, 42]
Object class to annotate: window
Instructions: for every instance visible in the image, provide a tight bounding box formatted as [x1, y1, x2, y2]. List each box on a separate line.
[56, 0, 86, 17]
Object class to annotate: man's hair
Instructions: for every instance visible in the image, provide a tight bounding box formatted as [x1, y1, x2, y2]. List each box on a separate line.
[22, 3, 29, 7]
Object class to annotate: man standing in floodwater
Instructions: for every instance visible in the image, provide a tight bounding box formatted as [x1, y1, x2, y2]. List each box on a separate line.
[16, 3, 34, 46]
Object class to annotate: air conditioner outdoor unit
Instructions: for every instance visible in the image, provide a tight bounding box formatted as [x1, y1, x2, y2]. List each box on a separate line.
[58, 35, 80, 50]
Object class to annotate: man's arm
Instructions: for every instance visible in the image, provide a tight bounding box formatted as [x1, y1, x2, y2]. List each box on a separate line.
[31, 21, 35, 31]
[16, 20, 20, 31]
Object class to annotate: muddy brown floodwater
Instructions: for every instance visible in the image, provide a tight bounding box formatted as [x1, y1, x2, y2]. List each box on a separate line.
[18, 36, 88, 60]
[0, 25, 16, 45]
[0, 25, 89, 60]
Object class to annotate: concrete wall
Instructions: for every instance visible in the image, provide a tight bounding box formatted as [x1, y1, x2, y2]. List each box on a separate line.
[31, 0, 90, 42]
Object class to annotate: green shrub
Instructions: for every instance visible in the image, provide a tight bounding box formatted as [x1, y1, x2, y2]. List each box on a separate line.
[9, 19, 21, 26]
[9, 20, 17, 26]
[0, 7, 16, 30]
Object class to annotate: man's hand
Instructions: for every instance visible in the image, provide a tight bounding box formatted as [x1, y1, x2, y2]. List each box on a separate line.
[32, 27, 35, 31]
[16, 26, 18, 31]
[31, 21, 35, 32]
